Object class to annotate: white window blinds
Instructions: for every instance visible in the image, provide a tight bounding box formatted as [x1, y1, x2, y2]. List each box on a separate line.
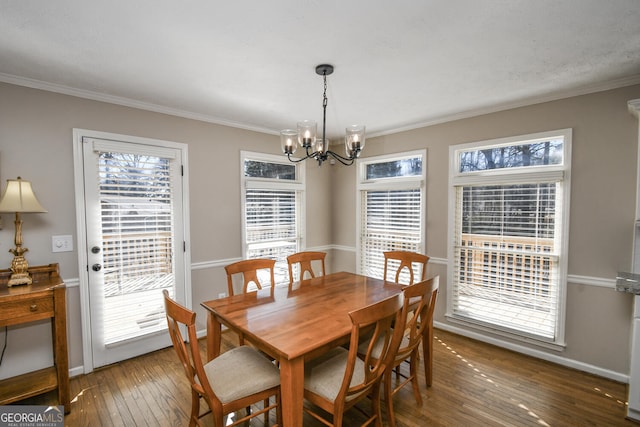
[241, 152, 304, 285]
[245, 188, 298, 261]
[447, 129, 571, 345]
[358, 151, 426, 283]
[452, 182, 561, 339]
[96, 150, 176, 345]
[360, 188, 423, 282]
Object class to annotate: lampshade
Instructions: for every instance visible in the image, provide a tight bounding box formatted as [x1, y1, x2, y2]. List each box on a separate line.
[0, 177, 47, 213]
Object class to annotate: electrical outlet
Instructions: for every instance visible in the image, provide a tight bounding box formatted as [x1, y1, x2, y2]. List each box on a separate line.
[218, 292, 227, 299]
[52, 235, 74, 253]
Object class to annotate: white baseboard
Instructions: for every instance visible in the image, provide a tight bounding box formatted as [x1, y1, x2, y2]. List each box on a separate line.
[627, 406, 640, 422]
[69, 365, 85, 378]
[434, 321, 628, 383]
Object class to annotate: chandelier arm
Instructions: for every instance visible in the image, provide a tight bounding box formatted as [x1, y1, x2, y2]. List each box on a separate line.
[326, 150, 356, 166]
[287, 152, 311, 163]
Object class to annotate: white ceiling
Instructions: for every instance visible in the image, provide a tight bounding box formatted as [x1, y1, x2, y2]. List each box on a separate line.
[1, 1, 639, 141]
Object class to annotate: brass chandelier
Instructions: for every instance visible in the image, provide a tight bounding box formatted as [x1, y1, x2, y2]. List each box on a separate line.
[281, 64, 365, 166]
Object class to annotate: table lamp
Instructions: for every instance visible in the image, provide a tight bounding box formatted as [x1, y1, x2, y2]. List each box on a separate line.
[0, 177, 47, 286]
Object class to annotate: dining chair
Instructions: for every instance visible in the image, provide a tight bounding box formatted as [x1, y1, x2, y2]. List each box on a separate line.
[162, 290, 281, 427]
[383, 250, 429, 285]
[380, 276, 439, 427]
[225, 258, 276, 346]
[419, 276, 439, 388]
[225, 258, 276, 297]
[303, 292, 405, 427]
[286, 251, 326, 291]
[383, 252, 434, 395]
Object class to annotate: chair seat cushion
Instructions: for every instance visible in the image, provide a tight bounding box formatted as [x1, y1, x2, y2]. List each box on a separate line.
[304, 347, 365, 402]
[203, 345, 280, 404]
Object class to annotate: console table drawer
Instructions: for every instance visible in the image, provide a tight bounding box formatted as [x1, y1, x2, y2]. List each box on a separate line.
[0, 296, 54, 324]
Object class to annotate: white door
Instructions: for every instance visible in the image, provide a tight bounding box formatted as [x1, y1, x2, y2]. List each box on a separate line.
[74, 130, 190, 370]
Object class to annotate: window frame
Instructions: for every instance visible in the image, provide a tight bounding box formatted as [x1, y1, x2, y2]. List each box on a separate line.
[446, 129, 572, 350]
[356, 149, 427, 279]
[240, 151, 305, 286]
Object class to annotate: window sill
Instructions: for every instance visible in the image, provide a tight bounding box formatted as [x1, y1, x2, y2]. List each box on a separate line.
[442, 314, 566, 353]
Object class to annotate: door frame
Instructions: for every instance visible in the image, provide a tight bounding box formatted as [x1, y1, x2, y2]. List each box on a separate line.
[72, 128, 192, 373]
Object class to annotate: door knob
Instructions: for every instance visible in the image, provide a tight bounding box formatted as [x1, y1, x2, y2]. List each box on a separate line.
[92, 264, 102, 272]
[91, 246, 101, 254]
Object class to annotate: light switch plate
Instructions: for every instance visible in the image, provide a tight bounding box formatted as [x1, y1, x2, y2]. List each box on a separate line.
[52, 235, 74, 253]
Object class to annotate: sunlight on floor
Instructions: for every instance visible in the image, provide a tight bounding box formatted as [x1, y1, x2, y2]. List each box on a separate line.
[70, 386, 97, 404]
[593, 386, 628, 406]
[436, 335, 551, 426]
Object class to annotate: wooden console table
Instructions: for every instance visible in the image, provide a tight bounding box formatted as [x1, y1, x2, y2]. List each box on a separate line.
[0, 263, 70, 413]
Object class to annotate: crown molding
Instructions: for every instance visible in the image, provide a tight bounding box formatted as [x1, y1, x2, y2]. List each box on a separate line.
[369, 74, 640, 138]
[0, 72, 279, 136]
[3, 72, 640, 140]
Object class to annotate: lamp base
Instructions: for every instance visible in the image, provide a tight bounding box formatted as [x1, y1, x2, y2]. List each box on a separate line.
[7, 251, 32, 287]
[8, 272, 32, 287]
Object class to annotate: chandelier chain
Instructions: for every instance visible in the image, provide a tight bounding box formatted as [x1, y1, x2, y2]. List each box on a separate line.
[322, 72, 328, 108]
[321, 71, 328, 151]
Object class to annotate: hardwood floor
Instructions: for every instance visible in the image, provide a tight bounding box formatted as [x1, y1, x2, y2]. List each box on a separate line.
[19, 329, 639, 426]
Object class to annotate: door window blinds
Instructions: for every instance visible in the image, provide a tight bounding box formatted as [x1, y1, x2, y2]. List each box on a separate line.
[96, 150, 176, 344]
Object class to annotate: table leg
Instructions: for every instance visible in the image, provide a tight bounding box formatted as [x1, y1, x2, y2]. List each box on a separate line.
[206, 312, 221, 362]
[53, 286, 70, 413]
[279, 356, 304, 427]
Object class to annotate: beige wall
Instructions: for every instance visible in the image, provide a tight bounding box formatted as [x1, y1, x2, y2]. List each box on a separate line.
[0, 82, 332, 378]
[1, 81, 639, 381]
[333, 84, 640, 376]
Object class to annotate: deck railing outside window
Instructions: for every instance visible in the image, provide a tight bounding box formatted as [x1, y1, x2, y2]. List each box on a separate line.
[102, 231, 173, 296]
[457, 233, 556, 312]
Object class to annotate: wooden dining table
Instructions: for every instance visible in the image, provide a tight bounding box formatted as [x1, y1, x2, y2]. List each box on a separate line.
[201, 271, 405, 427]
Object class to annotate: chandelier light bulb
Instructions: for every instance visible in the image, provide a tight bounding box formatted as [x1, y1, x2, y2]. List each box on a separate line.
[315, 138, 329, 155]
[280, 129, 298, 154]
[345, 125, 366, 158]
[297, 120, 316, 149]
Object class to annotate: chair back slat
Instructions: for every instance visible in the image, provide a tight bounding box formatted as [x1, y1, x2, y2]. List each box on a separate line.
[383, 250, 429, 285]
[287, 251, 326, 291]
[225, 258, 276, 296]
